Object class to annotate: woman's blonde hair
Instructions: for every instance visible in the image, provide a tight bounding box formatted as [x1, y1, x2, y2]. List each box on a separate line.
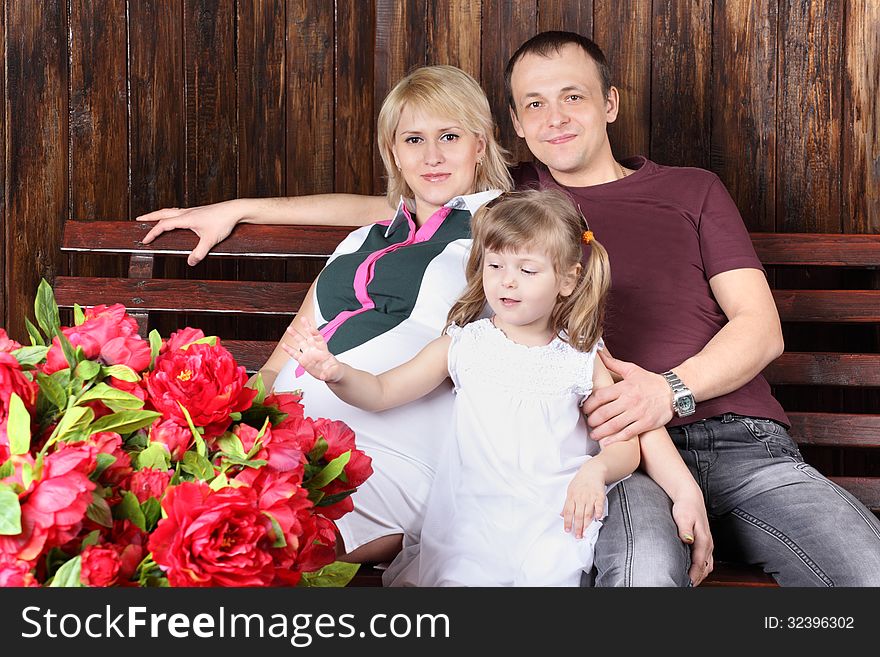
[377, 65, 512, 206]
[446, 189, 611, 352]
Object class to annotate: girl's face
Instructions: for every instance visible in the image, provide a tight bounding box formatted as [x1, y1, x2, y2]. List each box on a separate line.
[482, 247, 579, 341]
[392, 105, 486, 221]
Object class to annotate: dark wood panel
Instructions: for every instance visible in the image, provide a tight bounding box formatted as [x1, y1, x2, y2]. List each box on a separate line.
[773, 290, 880, 322]
[6, 0, 68, 341]
[765, 353, 880, 387]
[788, 413, 880, 449]
[751, 232, 880, 266]
[0, 1, 6, 327]
[427, 0, 481, 79]
[595, 0, 651, 160]
[374, 0, 427, 191]
[829, 477, 880, 512]
[61, 221, 350, 258]
[537, 0, 592, 36]
[287, 0, 334, 196]
[712, 0, 777, 232]
[650, 0, 712, 168]
[335, 0, 375, 194]
[221, 339, 277, 373]
[778, 0, 843, 232]
[481, 0, 538, 165]
[53, 277, 308, 315]
[842, 1, 880, 234]
[128, 0, 185, 216]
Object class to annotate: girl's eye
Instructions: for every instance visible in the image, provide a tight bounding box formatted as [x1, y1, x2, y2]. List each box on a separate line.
[522, 269, 537, 276]
[486, 263, 500, 270]
[440, 133, 459, 142]
[404, 136, 423, 144]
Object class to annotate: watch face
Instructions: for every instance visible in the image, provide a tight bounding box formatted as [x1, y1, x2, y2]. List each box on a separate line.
[677, 395, 696, 415]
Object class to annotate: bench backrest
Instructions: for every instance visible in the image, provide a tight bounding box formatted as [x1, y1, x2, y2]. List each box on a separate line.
[55, 222, 880, 514]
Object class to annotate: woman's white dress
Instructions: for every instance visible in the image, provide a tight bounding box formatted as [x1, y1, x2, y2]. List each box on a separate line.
[384, 319, 613, 587]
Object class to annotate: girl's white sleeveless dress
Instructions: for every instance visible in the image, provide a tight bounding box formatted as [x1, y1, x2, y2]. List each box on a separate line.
[384, 318, 614, 587]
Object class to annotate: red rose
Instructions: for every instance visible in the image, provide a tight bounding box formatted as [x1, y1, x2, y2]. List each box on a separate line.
[229, 422, 306, 476]
[100, 335, 151, 371]
[263, 391, 305, 428]
[0, 443, 97, 563]
[148, 482, 276, 587]
[161, 327, 205, 354]
[149, 418, 192, 461]
[42, 304, 141, 374]
[0, 555, 38, 587]
[128, 468, 172, 504]
[0, 329, 22, 353]
[80, 545, 122, 587]
[309, 418, 372, 519]
[143, 341, 256, 437]
[0, 352, 38, 461]
[292, 513, 338, 576]
[82, 432, 132, 487]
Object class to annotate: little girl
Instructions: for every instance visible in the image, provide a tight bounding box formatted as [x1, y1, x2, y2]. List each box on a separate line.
[289, 189, 696, 586]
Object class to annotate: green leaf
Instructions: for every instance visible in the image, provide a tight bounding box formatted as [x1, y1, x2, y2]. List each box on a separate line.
[35, 279, 61, 338]
[24, 318, 45, 347]
[20, 461, 35, 491]
[36, 372, 68, 411]
[298, 561, 361, 588]
[74, 360, 101, 381]
[81, 529, 101, 548]
[262, 511, 287, 548]
[11, 345, 49, 367]
[49, 556, 83, 588]
[208, 471, 230, 491]
[76, 382, 144, 411]
[307, 450, 351, 489]
[92, 453, 117, 480]
[183, 336, 217, 349]
[57, 331, 79, 370]
[0, 459, 13, 480]
[89, 409, 161, 436]
[73, 303, 85, 326]
[252, 372, 267, 404]
[181, 452, 215, 481]
[136, 442, 171, 471]
[101, 364, 139, 382]
[114, 491, 146, 531]
[316, 489, 356, 507]
[47, 405, 94, 446]
[220, 455, 267, 469]
[177, 402, 207, 457]
[0, 489, 23, 535]
[240, 402, 287, 431]
[148, 329, 162, 369]
[216, 433, 247, 459]
[85, 493, 113, 528]
[6, 393, 32, 456]
[141, 497, 161, 531]
[308, 436, 329, 462]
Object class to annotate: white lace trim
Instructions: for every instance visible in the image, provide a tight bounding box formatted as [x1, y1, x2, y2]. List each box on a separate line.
[448, 319, 599, 397]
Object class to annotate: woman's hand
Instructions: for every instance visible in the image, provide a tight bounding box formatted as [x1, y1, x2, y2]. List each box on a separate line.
[561, 461, 607, 539]
[138, 199, 245, 266]
[281, 317, 345, 383]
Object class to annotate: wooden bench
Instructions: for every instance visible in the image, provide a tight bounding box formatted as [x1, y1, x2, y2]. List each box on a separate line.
[54, 221, 880, 586]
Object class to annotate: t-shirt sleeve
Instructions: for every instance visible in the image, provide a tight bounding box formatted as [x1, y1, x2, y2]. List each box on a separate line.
[698, 177, 764, 279]
[444, 323, 464, 390]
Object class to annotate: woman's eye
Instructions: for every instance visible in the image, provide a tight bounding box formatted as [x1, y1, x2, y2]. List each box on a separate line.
[440, 133, 459, 142]
[404, 136, 423, 144]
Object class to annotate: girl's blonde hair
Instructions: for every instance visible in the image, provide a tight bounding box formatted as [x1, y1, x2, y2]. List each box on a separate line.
[447, 189, 611, 352]
[377, 65, 512, 206]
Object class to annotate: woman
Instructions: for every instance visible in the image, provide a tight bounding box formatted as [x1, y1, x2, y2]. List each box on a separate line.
[147, 66, 511, 564]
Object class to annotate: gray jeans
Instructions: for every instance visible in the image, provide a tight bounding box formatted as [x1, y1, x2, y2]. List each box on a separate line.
[591, 414, 880, 586]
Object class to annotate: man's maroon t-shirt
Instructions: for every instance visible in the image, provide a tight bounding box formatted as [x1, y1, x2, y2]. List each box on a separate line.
[512, 156, 788, 428]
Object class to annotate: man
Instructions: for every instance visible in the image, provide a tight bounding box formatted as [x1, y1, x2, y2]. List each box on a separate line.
[141, 31, 880, 586]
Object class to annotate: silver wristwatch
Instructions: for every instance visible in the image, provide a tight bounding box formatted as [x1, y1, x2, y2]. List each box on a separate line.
[662, 370, 696, 418]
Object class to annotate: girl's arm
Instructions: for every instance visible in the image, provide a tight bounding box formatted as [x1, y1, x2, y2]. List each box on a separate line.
[139, 195, 395, 266]
[284, 318, 451, 412]
[563, 357, 640, 538]
[638, 428, 714, 585]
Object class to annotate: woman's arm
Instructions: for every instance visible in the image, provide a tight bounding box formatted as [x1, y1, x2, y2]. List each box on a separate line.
[286, 319, 451, 412]
[139, 195, 395, 266]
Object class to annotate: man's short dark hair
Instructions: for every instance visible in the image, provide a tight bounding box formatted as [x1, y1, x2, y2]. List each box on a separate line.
[504, 31, 612, 112]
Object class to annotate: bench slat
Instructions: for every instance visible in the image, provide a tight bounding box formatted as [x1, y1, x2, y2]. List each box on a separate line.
[61, 221, 354, 258]
[54, 277, 306, 315]
[764, 352, 880, 386]
[223, 340, 277, 373]
[751, 232, 880, 266]
[788, 412, 880, 448]
[773, 290, 880, 322]
[830, 477, 880, 512]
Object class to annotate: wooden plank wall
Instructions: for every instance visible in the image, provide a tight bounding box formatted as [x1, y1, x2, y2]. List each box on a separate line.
[1, 0, 879, 341]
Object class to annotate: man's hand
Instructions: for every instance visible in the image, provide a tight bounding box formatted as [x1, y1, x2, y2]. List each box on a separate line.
[138, 201, 241, 266]
[670, 489, 714, 586]
[582, 350, 674, 445]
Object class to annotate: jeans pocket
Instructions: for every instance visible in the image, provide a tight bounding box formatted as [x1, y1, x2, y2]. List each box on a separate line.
[733, 416, 804, 461]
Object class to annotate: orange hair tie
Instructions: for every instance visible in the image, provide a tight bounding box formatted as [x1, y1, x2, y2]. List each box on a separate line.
[581, 230, 594, 245]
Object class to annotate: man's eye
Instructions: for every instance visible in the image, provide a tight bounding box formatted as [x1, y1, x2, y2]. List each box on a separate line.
[566, 94, 582, 102]
[526, 101, 542, 109]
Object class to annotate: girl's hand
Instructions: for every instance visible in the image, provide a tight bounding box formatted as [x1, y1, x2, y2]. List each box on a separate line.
[561, 461, 606, 539]
[281, 317, 345, 383]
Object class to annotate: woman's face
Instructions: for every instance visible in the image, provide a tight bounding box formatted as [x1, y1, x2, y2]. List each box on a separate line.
[392, 105, 486, 219]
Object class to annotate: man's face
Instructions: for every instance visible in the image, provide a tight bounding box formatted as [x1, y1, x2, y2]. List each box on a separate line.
[509, 44, 618, 186]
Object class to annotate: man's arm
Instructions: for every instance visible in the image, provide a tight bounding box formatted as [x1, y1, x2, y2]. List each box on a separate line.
[583, 267, 784, 443]
[139, 194, 395, 265]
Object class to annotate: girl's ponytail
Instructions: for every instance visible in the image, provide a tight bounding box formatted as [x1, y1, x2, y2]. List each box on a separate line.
[554, 233, 611, 352]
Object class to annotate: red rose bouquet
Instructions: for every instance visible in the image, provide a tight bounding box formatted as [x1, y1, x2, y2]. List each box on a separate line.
[0, 281, 372, 587]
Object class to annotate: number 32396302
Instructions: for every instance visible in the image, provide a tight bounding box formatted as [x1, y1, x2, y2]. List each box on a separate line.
[764, 617, 854, 629]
